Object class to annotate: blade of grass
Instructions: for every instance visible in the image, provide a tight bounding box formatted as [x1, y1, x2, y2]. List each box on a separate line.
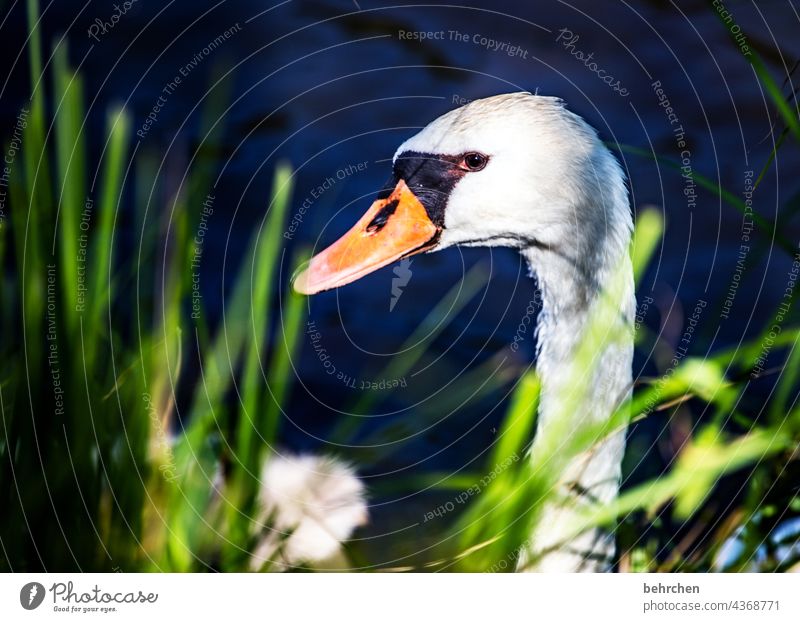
[632, 208, 663, 284]
[89, 107, 130, 332]
[488, 372, 540, 468]
[769, 340, 800, 424]
[262, 255, 308, 447]
[754, 127, 788, 191]
[226, 165, 295, 566]
[14, 0, 51, 375]
[236, 163, 294, 467]
[165, 245, 255, 570]
[53, 40, 86, 333]
[709, 3, 800, 143]
[568, 427, 791, 537]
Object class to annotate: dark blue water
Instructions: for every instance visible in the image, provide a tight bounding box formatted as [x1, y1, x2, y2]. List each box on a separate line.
[3, 0, 799, 563]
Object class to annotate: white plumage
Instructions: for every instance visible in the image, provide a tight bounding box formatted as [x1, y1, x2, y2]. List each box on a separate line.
[250, 453, 368, 570]
[399, 93, 635, 571]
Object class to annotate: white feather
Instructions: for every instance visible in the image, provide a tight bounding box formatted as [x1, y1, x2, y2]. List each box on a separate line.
[250, 453, 368, 570]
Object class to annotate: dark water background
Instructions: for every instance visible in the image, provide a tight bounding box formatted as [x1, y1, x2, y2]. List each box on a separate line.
[2, 0, 799, 564]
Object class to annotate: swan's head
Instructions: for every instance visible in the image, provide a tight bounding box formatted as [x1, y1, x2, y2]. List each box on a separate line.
[294, 92, 628, 295]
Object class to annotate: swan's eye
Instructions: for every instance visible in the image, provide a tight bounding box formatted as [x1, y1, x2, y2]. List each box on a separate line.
[461, 152, 488, 171]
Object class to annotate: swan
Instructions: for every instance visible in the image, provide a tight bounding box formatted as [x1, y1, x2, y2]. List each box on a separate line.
[293, 92, 635, 572]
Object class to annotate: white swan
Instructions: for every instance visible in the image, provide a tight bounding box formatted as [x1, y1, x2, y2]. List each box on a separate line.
[294, 92, 635, 572]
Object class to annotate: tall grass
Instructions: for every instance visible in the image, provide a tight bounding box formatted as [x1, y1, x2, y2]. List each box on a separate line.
[2, 0, 798, 573]
[0, 0, 308, 572]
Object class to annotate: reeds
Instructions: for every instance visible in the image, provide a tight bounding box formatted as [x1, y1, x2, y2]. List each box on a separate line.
[1, 0, 798, 573]
[0, 0, 309, 572]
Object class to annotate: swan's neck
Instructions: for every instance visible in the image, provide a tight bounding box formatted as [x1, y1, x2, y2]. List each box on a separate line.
[526, 241, 635, 431]
[520, 226, 635, 572]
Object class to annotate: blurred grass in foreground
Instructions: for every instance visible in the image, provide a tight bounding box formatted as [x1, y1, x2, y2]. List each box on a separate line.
[1, 0, 799, 573]
[0, 0, 309, 571]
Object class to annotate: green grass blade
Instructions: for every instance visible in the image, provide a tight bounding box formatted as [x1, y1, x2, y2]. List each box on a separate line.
[225, 166, 295, 566]
[632, 208, 663, 284]
[754, 127, 788, 191]
[489, 372, 540, 468]
[53, 40, 86, 331]
[165, 266, 253, 569]
[570, 427, 791, 536]
[236, 163, 294, 469]
[749, 53, 800, 143]
[768, 341, 800, 424]
[262, 258, 307, 447]
[89, 107, 130, 331]
[709, 3, 800, 142]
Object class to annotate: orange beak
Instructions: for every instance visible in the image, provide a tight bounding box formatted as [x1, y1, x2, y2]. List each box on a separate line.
[293, 180, 440, 295]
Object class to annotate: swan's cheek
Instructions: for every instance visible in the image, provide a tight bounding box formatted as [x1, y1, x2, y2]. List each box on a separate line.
[441, 196, 514, 244]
